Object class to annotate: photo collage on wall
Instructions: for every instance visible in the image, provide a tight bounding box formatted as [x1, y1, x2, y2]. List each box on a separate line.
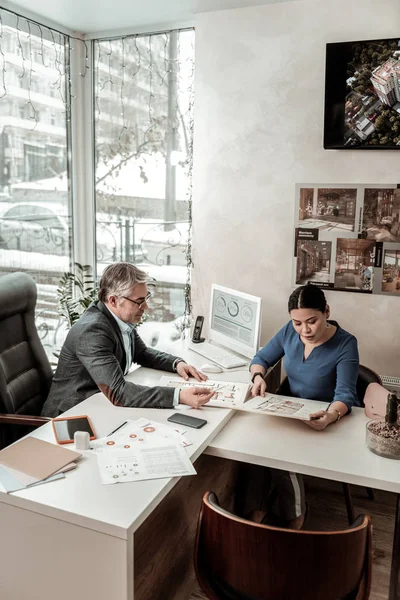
[293, 184, 400, 295]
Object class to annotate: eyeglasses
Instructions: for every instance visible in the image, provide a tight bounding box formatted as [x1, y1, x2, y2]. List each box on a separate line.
[122, 292, 152, 309]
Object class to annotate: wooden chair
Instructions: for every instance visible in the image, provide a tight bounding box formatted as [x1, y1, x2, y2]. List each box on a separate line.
[279, 364, 382, 525]
[0, 272, 53, 448]
[195, 491, 372, 600]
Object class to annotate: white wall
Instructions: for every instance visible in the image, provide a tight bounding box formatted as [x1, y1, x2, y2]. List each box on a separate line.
[192, 0, 400, 374]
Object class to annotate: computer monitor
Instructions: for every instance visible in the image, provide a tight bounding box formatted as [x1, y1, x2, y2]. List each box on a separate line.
[208, 284, 262, 359]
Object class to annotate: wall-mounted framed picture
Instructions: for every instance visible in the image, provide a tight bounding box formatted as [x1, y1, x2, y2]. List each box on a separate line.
[293, 184, 400, 296]
[324, 37, 400, 149]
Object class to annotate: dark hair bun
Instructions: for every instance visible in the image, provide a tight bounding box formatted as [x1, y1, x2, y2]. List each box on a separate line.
[288, 284, 327, 313]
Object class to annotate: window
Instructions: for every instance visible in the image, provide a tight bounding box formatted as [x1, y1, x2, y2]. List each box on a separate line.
[93, 30, 195, 347]
[0, 15, 73, 359]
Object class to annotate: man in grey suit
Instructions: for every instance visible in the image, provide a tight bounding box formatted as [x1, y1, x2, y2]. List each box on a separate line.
[42, 262, 214, 417]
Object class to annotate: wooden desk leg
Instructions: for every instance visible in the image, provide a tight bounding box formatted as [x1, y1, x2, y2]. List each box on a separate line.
[389, 493, 400, 600]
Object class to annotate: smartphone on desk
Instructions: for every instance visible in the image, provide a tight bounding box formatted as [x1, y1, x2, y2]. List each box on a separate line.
[167, 413, 207, 429]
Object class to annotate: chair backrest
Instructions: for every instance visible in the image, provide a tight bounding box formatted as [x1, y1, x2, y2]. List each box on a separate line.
[0, 272, 53, 417]
[364, 382, 391, 419]
[194, 491, 372, 600]
[356, 365, 382, 405]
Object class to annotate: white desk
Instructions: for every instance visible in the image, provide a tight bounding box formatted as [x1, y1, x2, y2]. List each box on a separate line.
[0, 343, 249, 600]
[206, 408, 400, 492]
[206, 409, 400, 600]
[1, 340, 399, 599]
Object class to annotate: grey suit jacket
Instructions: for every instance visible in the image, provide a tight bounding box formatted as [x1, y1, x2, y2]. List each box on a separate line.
[42, 301, 181, 417]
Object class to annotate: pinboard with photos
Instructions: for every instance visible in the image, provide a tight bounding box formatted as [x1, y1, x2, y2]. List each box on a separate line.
[293, 184, 400, 295]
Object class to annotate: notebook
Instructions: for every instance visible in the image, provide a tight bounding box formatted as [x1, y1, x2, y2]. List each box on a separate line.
[0, 437, 81, 480]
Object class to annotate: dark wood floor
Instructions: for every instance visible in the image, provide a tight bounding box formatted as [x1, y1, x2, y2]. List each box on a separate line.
[189, 475, 396, 600]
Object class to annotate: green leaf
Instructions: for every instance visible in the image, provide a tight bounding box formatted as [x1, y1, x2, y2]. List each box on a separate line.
[57, 262, 99, 328]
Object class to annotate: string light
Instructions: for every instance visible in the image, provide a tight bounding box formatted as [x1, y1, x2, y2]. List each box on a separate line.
[15, 16, 26, 81]
[0, 5, 89, 135]
[93, 28, 195, 332]
[0, 10, 194, 333]
[119, 37, 127, 140]
[0, 12, 6, 98]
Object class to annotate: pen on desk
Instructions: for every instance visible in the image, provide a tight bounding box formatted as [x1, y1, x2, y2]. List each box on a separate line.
[215, 384, 227, 392]
[106, 421, 128, 436]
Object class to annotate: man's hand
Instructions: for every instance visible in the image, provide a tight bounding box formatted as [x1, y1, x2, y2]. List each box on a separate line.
[305, 410, 338, 431]
[251, 377, 267, 397]
[176, 361, 208, 382]
[179, 387, 215, 409]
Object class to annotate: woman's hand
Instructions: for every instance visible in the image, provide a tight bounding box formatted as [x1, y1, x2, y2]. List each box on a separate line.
[305, 409, 338, 431]
[251, 377, 267, 397]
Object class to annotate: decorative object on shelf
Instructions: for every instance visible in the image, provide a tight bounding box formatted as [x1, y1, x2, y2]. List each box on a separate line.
[366, 392, 400, 459]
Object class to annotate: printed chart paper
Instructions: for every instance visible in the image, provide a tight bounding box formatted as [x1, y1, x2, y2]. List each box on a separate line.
[89, 417, 192, 454]
[97, 444, 196, 485]
[90, 418, 196, 484]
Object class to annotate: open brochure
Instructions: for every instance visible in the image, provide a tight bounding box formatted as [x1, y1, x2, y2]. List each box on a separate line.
[239, 393, 329, 420]
[159, 376, 251, 409]
[159, 376, 329, 421]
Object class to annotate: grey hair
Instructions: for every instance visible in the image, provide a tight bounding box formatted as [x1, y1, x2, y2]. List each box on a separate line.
[98, 263, 149, 302]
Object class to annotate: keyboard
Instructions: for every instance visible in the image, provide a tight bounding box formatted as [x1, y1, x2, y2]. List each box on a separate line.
[380, 375, 400, 389]
[188, 341, 248, 369]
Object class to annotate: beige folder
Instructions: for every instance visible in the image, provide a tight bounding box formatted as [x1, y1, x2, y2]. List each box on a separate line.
[0, 437, 82, 480]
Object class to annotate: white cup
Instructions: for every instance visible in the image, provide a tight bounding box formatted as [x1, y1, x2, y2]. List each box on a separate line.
[74, 431, 90, 450]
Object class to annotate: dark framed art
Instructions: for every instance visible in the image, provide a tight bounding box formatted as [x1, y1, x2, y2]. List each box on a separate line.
[324, 37, 400, 149]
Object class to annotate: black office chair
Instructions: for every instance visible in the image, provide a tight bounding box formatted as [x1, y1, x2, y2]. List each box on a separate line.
[0, 272, 53, 448]
[279, 365, 382, 525]
[195, 491, 372, 600]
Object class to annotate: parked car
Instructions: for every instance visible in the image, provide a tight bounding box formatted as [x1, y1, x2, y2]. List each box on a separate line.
[0, 201, 148, 261]
[0, 202, 70, 256]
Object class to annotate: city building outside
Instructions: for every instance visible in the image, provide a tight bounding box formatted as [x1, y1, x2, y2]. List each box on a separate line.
[0, 16, 195, 358]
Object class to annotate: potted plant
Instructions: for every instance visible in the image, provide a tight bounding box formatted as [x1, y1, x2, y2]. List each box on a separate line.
[57, 263, 98, 328]
[366, 393, 400, 459]
[56, 262, 148, 329]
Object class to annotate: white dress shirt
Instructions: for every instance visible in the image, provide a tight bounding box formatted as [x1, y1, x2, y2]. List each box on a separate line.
[106, 306, 180, 406]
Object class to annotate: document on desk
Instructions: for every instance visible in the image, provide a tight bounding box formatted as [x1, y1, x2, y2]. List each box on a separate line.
[0, 437, 81, 480]
[239, 393, 329, 420]
[89, 417, 192, 454]
[159, 377, 328, 420]
[0, 464, 66, 494]
[96, 443, 196, 485]
[159, 376, 251, 409]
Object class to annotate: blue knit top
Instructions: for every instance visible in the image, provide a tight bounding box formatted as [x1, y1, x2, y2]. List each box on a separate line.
[250, 320, 359, 411]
